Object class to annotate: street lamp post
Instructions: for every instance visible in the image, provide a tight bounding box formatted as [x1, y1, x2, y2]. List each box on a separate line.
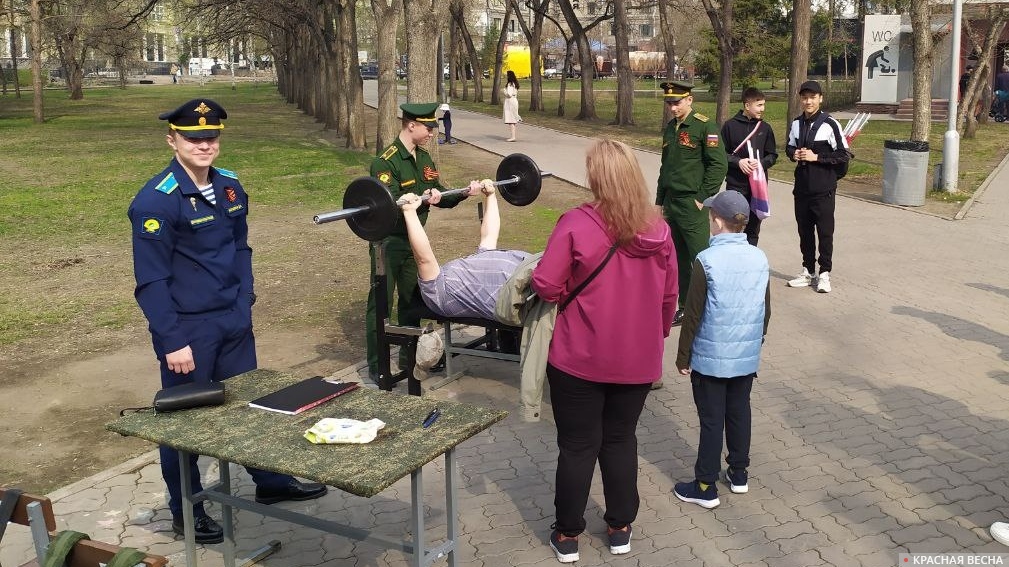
[943, 0, 963, 193]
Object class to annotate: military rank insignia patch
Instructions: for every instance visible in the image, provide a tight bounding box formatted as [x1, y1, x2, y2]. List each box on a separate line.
[378, 172, 392, 184]
[706, 134, 719, 147]
[422, 165, 439, 181]
[225, 187, 237, 203]
[142, 218, 163, 235]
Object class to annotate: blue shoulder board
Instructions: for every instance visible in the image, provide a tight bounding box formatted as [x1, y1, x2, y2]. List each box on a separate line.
[154, 172, 178, 194]
[216, 167, 239, 180]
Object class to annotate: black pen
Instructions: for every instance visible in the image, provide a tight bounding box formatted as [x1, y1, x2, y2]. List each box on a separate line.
[422, 408, 441, 428]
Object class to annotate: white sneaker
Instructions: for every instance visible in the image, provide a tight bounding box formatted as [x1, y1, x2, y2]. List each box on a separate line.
[787, 269, 814, 287]
[991, 522, 1009, 546]
[816, 271, 831, 293]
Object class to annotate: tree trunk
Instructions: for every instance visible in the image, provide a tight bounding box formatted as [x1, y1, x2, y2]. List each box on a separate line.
[613, 0, 634, 126]
[490, 0, 513, 106]
[787, 0, 811, 125]
[335, 0, 365, 149]
[700, 0, 733, 124]
[958, 10, 1008, 137]
[31, 0, 43, 122]
[450, 2, 484, 102]
[658, 0, 676, 130]
[371, 0, 404, 151]
[557, 0, 597, 120]
[405, 0, 451, 103]
[908, 0, 932, 141]
[827, 0, 834, 92]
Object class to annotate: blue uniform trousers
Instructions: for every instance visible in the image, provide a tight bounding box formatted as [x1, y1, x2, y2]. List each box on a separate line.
[155, 307, 293, 518]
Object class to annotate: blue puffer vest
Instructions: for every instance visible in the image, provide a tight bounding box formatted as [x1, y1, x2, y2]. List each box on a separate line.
[690, 232, 769, 378]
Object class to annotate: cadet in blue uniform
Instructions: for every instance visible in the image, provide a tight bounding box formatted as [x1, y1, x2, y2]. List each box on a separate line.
[656, 81, 728, 326]
[365, 102, 481, 380]
[128, 99, 327, 544]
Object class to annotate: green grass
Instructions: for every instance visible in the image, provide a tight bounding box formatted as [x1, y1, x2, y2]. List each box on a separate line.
[449, 82, 1009, 199]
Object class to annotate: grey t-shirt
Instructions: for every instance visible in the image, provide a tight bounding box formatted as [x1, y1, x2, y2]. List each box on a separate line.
[419, 248, 532, 320]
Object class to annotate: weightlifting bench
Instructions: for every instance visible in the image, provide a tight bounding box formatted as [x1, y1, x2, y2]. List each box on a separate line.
[0, 488, 168, 567]
[426, 316, 521, 390]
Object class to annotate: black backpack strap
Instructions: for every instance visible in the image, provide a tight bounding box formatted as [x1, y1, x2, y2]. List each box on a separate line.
[803, 111, 829, 148]
[559, 243, 619, 313]
[0, 488, 23, 543]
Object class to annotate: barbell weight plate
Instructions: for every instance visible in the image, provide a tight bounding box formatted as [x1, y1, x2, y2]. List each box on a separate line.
[496, 153, 541, 206]
[343, 176, 397, 241]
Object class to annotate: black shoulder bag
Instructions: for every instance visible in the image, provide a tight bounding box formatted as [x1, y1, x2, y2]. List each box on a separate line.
[558, 242, 619, 313]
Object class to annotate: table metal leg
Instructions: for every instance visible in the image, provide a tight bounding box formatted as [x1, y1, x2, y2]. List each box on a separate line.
[179, 450, 197, 567]
[410, 466, 425, 567]
[446, 448, 458, 567]
[219, 460, 236, 567]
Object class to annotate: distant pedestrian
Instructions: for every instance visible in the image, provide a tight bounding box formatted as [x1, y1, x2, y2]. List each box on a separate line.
[503, 70, 521, 142]
[170, 64, 179, 84]
[959, 65, 974, 101]
[994, 65, 1009, 94]
[673, 190, 770, 510]
[720, 87, 778, 246]
[656, 80, 728, 326]
[438, 103, 454, 144]
[784, 80, 850, 294]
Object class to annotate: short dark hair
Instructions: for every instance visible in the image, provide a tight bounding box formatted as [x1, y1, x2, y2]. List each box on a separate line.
[741, 87, 765, 104]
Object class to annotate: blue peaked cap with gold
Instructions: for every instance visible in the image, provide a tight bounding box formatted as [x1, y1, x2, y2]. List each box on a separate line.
[159, 98, 227, 138]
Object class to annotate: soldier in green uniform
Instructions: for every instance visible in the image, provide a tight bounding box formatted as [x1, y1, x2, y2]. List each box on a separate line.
[366, 102, 483, 380]
[656, 81, 728, 325]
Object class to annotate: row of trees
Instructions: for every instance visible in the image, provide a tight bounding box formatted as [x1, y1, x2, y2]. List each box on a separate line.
[5, 0, 1006, 146]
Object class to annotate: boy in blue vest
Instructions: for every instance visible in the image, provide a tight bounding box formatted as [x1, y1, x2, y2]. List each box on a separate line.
[673, 190, 771, 509]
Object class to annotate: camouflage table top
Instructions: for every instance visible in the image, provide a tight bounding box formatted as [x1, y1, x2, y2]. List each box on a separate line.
[107, 369, 508, 497]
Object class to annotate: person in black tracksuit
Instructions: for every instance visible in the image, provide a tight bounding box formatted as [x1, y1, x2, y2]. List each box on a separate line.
[785, 80, 850, 294]
[720, 87, 778, 246]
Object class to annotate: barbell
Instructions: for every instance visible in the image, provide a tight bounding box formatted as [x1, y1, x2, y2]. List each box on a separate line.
[313, 153, 550, 241]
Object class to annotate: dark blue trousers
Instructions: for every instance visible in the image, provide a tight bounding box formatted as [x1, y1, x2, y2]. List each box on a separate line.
[155, 308, 293, 518]
[690, 371, 755, 484]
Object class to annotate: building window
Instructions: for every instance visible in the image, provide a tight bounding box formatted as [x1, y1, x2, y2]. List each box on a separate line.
[640, 24, 652, 37]
[152, 3, 165, 22]
[493, 17, 502, 30]
[509, 18, 515, 32]
[588, 2, 597, 15]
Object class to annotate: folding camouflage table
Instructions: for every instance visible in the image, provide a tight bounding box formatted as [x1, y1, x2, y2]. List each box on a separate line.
[108, 368, 507, 567]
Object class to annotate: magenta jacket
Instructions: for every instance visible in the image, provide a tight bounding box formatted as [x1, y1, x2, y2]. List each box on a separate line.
[531, 204, 678, 384]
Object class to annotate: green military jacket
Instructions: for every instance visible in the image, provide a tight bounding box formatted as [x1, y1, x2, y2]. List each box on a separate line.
[656, 110, 728, 208]
[370, 137, 466, 239]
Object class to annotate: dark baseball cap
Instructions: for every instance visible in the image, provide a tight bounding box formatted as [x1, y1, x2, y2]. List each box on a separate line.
[798, 80, 822, 95]
[703, 190, 750, 222]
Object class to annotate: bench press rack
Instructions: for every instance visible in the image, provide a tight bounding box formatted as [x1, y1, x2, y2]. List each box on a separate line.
[372, 241, 521, 395]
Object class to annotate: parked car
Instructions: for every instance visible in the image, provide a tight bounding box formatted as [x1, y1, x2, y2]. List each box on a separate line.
[360, 63, 378, 80]
[544, 68, 559, 79]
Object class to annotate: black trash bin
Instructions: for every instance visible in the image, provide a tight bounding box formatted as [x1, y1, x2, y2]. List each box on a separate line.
[882, 140, 929, 206]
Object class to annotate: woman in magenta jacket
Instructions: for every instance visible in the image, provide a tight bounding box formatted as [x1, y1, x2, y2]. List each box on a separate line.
[532, 139, 679, 562]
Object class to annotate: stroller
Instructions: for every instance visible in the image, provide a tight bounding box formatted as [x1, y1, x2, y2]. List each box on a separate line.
[990, 90, 1009, 122]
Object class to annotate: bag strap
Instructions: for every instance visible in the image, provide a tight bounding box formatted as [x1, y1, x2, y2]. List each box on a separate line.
[0, 488, 23, 543]
[43, 530, 90, 567]
[106, 547, 149, 567]
[731, 121, 762, 154]
[803, 111, 830, 148]
[558, 242, 618, 313]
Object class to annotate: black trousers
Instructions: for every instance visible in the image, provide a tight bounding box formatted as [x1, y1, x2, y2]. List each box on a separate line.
[729, 185, 763, 246]
[690, 371, 755, 484]
[548, 364, 651, 536]
[794, 191, 835, 274]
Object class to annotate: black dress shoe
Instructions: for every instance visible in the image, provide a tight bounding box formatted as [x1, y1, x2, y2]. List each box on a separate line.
[672, 309, 684, 326]
[172, 514, 224, 544]
[255, 480, 328, 504]
[429, 353, 446, 373]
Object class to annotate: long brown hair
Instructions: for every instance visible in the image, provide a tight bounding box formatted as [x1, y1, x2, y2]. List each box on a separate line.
[585, 139, 660, 245]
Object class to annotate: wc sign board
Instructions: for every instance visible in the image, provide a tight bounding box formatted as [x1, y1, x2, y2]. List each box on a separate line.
[861, 14, 902, 103]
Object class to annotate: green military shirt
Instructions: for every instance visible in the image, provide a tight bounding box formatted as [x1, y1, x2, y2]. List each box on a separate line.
[656, 110, 728, 207]
[370, 137, 466, 239]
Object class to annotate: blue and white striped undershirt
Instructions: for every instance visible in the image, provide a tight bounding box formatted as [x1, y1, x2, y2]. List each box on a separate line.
[198, 183, 216, 205]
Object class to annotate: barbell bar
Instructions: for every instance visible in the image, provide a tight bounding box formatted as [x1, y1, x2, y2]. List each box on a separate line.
[313, 153, 551, 241]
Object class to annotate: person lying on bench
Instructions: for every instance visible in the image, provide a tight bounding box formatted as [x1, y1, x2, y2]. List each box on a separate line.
[399, 180, 533, 320]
